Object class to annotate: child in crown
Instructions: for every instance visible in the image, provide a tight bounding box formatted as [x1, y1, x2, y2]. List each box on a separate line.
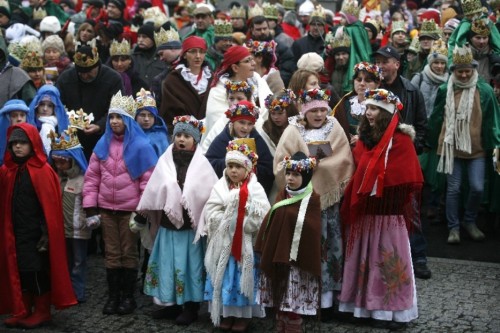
[203, 140, 271, 332]
[137, 115, 218, 325]
[83, 92, 158, 316]
[255, 152, 322, 332]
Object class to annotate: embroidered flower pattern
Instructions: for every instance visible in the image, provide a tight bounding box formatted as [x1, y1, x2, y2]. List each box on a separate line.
[226, 141, 258, 167]
[224, 102, 260, 120]
[246, 39, 276, 55]
[364, 89, 403, 111]
[282, 155, 317, 172]
[174, 269, 185, 297]
[224, 80, 254, 95]
[172, 115, 205, 133]
[297, 88, 331, 105]
[144, 263, 159, 290]
[376, 247, 411, 305]
[264, 89, 296, 112]
[354, 62, 382, 80]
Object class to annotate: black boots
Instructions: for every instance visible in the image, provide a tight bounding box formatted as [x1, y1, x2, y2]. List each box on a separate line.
[175, 302, 200, 325]
[116, 268, 138, 315]
[103, 269, 121, 315]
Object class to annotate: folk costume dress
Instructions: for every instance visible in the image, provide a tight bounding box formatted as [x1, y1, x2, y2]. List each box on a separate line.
[274, 115, 354, 307]
[338, 121, 423, 322]
[203, 172, 271, 326]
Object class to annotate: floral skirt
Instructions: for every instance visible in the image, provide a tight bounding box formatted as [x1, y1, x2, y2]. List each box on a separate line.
[338, 215, 418, 322]
[143, 227, 205, 304]
[321, 204, 343, 293]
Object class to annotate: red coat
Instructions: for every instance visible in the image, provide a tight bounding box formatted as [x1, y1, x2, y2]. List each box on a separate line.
[0, 123, 77, 317]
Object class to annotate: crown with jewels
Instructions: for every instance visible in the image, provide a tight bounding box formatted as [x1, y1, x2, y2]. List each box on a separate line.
[341, 0, 360, 19]
[263, 2, 279, 20]
[135, 88, 157, 110]
[21, 51, 44, 69]
[214, 19, 233, 38]
[408, 36, 421, 53]
[143, 6, 168, 29]
[391, 20, 407, 35]
[265, 89, 296, 112]
[109, 39, 131, 57]
[429, 39, 448, 57]
[283, 0, 296, 11]
[325, 30, 351, 51]
[154, 27, 180, 47]
[248, 3, 264, 19]
[224, 80, 254, 95]
[32, 7, 47, 20]
[420, 19, 442, 37]
[461, 0, 484, 16]
[230, 5, 246, 19]
[67, 109, 95, 130]
[452, 43, 475, 67]
[282, 155, 317, 173]
[49, 127, 82, 151]
[74, 38, 99, 68]
[471, 18, 490, 36]
[109, 91, 136, 118]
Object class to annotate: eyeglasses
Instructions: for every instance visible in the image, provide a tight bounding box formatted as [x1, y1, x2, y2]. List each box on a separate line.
[238, 57, 254, 64]
[186, 49, 207, 55]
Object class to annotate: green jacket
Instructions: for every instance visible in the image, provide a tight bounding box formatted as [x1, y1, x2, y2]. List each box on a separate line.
[183, 25, 215, 49]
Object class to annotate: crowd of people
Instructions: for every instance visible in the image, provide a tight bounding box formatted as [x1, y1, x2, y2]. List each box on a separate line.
[1, 0, 500, 332]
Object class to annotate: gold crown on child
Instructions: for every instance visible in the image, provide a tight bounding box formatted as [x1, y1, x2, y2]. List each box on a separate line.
[135, 88, 157, 109]
[49, 127, 82, 151]
[110, 91, 137, 118]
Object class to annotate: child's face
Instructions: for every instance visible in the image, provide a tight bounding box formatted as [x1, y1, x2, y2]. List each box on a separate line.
[174, 132, 195, 150]
[226, 162, 247, 184]
[305, 107, 328, 129]
[365, 104, 381, 127]
[286, 170, 303, 190]
[109, 113, 125, 135]
[136, 110, 154, 130]
[270, 109, 288, 127]
[227, 91, 248, 106]
[10, 141, 32, 158]
[10, 111, 27, 125]
[37, 101, 55, 117]
[52, 155, 72, 171]
[232, 119, 255, 138]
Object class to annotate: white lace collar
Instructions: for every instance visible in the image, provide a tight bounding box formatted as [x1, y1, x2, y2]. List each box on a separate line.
[349, 95, 366, 118]
[288, 115, 335, 142]
[176, 64, 212, 94]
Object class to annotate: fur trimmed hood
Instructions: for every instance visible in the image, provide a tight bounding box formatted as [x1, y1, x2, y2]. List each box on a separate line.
[398, 123, 416, 141]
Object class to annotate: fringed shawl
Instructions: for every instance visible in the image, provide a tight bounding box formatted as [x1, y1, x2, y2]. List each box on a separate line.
[203, 173, 271, 326]
[274, 116, 354, 209]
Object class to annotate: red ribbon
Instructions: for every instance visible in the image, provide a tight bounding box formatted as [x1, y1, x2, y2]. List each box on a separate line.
[231, 177, 249, 261]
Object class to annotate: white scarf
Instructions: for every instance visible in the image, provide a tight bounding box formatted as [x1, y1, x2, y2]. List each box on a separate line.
[437, 70, 478, 174]
[423, 64, 448, 85]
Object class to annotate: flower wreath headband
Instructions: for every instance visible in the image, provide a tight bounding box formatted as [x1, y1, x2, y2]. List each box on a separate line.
[364, 89, 403, 112]
[224, 102, 260, 120]
[282, 155, 317, 173]
[264, 89, 296, 112]
[246, 39, 277, 55]
[297, 88, 331, 104]
[172, 115, 206, 134]
[354, 62, 382, 80]
[224, 80, 254, 95]
[226, 141, 259, 167]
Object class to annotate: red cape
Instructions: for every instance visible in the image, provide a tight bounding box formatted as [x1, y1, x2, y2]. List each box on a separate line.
[0, 123, 77, 317]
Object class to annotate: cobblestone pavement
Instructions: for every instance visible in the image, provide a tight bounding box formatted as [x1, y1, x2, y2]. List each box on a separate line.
[1, 256, 499, 333]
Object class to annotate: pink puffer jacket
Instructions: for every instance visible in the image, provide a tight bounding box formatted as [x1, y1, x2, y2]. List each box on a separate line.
[83, 136, 152, 212]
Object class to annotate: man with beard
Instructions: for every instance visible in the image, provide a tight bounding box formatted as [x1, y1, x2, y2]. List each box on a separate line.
[248, 15, 296, 86]
[184, 5, 215, 48]
[325, 31, 350, 98]
[132, 22, 165, 88]
[206, 20, 233, 71]
[291, 6, 326, 64]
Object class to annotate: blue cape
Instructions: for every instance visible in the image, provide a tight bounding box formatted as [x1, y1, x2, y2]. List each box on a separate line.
[137, 107, 170, 157]
[0, 107, 35, 166]
[29, 85, 70, 133]
[50, 146, 89, 173]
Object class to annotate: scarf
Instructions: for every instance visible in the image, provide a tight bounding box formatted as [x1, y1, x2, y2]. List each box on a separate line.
[437, 70, 478, 174]
[422, 64, 448, 85]
[231, 176, 249, 261]
[119, 71, 133, 96]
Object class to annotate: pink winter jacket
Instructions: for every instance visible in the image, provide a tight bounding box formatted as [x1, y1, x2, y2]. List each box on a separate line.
[83, 135, 153, 212]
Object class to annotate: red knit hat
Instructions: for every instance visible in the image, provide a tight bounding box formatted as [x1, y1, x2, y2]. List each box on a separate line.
[181, 36, 207, 57]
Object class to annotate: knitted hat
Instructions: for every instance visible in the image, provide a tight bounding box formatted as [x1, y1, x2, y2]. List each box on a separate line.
[181, 35, 207, 57]
[8, 127, 30, 144]
[443, 18, 460, 32]
[298, 0, 314, 16]
[297, 52, 324, 72]
[74, 38, 100, 73]
[225, 140, 258, 173]
[138, 23, 155, 43]
[297, 89, 331, 117]
[225, 100, 260, 123]
[172, 115, 204, 144]
[363, 89, 403, 114]
[40, 16, 61, 33]
[0, 99, 30, 114]
[109, 0, 125, 12]
[282, 151, 317, 190]
[42, 35, 65, 54]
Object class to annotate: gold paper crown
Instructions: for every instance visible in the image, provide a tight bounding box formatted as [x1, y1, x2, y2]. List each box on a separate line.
[109, 91, 136, 118]
[310, 4, 326, 21]
[21, 38, 43, 55]
[408, 36, 421, 53]
[214, 19, 233, 38]
[420, 19, 442, 37]
[33, 7, 47, 20]
[248, 4, 264, 19]
[74, 38, 99, 68]
[143, 6, 168, 29]
[471, 18, 490, 36]
[230, 5, 246, 19]
[49, 127, 82, 151]
[7, 42, 27, 62]
[135, 88, 157, 109]
[461, 0, 483, 16]
[21, 51, 44, 69]
[154, 27, 180, 47]
[365, 19, 380, 34]
[263, 3, 279, 20]
[391, 20, 406, 35]
[341, 0, 360, 19]
[430, 38, 448, 57]
[186, 1, 197, 15]
[452, 43, 474, 66]
[233, 138, 257, 154]
[283, 0, 296, 11]
[109, 39, 131, 57]
[67, 109, 95, 130]
[325, 30, 351, 50]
